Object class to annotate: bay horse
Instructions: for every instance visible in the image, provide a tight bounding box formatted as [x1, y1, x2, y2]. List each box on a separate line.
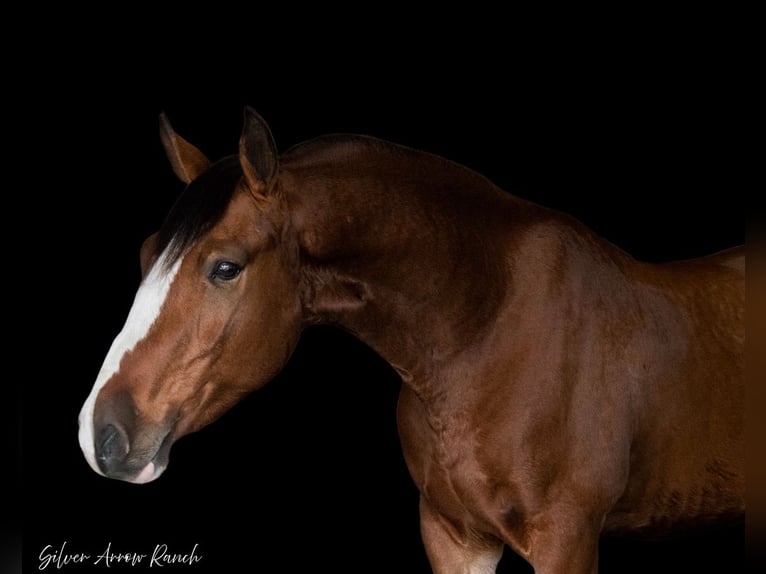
[78, 108, 744, 573]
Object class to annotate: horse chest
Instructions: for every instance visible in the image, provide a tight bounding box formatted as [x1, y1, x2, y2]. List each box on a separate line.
[396, 386, 499, 528]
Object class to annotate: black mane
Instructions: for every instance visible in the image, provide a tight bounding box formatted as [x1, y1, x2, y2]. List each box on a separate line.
[156, 156, 242, 269]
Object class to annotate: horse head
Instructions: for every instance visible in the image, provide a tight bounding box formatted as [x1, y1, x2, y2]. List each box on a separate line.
[78, 108, 302, 483]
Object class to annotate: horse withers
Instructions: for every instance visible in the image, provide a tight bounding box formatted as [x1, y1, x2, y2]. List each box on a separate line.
[78, 108, 744, 573]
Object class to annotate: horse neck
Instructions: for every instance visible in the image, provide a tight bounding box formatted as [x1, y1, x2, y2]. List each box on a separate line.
[282, 138, 530, 388]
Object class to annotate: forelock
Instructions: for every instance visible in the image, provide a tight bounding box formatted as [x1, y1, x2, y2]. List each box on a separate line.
[156, 156, 243, 269]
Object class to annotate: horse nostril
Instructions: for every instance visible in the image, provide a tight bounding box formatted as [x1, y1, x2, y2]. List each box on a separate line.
[95, 423, 129, 474]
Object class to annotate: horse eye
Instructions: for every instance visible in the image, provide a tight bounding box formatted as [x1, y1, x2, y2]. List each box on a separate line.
[210, 261, 242, 281]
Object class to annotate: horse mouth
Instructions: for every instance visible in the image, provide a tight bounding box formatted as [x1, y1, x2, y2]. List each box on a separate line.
[131, 460, 160, 484]
[125, 430, 175, 484]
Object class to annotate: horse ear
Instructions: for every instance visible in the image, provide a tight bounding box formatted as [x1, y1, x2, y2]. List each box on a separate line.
[239, 106, 278, 195]
[159, 112, 211, 184]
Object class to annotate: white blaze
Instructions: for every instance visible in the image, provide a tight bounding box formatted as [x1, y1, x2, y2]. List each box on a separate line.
[78, 250, 183, 475]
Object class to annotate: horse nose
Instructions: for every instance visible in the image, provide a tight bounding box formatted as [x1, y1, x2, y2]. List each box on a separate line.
[95, 422, 129, 475]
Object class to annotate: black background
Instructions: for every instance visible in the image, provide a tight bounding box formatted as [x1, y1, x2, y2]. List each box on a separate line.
[21, 26, 744, 573]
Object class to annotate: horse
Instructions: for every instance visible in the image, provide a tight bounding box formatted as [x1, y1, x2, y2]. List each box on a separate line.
[78, 107, 744, 573]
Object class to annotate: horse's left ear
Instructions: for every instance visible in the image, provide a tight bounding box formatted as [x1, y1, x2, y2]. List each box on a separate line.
[239, 107, 278, 195]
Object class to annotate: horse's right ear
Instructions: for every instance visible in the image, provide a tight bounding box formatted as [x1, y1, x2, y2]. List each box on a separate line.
[159, 112, 211, 184]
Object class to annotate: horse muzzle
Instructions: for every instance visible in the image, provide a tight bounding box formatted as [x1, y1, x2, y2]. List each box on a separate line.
[93, 422, 170, 484]
[79, 390, 174, 484]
